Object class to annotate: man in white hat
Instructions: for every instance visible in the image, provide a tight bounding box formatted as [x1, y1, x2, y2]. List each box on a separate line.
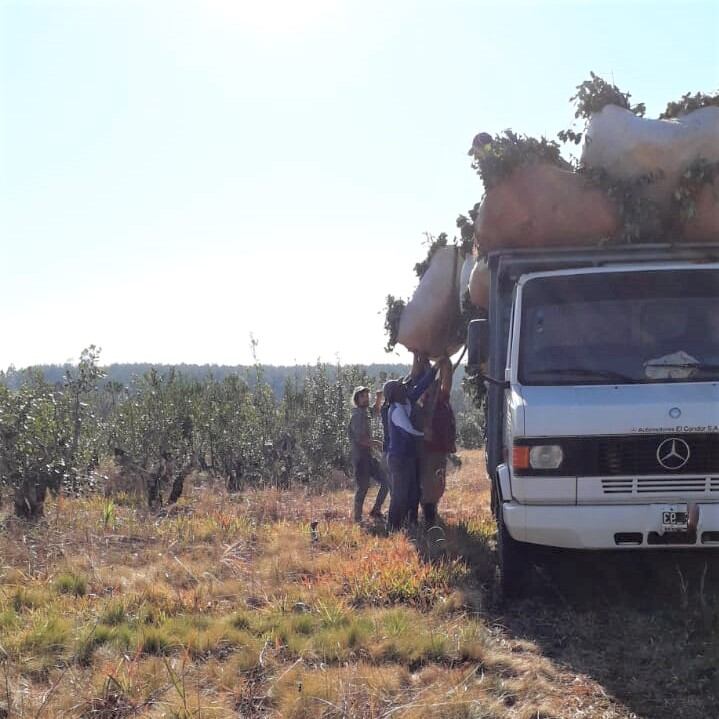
[348, 386, 388, 522]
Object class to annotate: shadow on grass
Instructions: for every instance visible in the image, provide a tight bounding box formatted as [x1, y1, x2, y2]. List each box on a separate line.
[506, 547, 719, 719]
[419, 513, 719, 719]
[414, 516, 497, 598]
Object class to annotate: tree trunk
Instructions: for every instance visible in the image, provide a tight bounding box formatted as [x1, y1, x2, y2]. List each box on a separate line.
[70, 392, 82, 494]
[14, 475, 47, 519]
[168, 454, 197, 504]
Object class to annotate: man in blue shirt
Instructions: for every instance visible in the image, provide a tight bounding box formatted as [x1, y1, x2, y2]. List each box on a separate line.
[384, 355, 438, 530]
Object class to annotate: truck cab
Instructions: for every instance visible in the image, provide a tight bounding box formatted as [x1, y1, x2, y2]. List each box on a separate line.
[468, 244, 719, 596]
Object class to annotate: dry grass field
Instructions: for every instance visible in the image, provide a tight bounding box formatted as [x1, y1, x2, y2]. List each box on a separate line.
[1, 450, 718, 718]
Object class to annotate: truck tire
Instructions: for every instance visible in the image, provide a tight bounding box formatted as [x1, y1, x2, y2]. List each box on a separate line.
[497, 508, 530, 599]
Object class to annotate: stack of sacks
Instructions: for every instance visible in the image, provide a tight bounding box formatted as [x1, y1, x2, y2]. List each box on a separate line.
[467, 104, 719, 312]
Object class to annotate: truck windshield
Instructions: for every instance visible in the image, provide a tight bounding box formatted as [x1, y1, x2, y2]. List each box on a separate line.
[518, 269, 719, 385]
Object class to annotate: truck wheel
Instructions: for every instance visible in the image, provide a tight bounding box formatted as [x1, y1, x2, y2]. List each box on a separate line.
[497, 509, 530, 600]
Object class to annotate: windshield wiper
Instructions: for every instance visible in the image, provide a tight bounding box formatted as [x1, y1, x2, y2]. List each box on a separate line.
[530, 368, 637, 383]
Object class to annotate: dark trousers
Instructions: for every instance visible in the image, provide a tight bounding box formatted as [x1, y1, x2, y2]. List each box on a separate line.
[353, 453, 389, 520]
[387, 454, 420, 531]
[422, 503, 438, 525]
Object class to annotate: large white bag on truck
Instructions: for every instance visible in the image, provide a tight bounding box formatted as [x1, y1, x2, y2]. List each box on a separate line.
[459, 253, 476, 309]
[684, 176, 719, 242]
[474, 163, 619, 252]
[468, 259, 490, 309]
[582, 105, 719, 208]
[397, 246, 463, 358]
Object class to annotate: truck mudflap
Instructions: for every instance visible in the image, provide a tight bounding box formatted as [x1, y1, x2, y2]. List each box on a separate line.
[503, 501, 719, 549]
[497, 463, 512, 501]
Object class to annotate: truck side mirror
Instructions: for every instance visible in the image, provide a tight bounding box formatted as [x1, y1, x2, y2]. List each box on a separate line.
[467, 318, 489, 370]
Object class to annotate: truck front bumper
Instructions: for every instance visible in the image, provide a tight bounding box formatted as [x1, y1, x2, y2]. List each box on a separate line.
[503, 501, 719, 549]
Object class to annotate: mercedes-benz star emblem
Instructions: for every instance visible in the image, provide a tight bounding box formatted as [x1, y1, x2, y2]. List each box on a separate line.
[669, 407, 681, 419]
[656, 438, 691, 470]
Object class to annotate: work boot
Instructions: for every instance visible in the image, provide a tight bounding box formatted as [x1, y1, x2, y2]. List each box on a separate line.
[353, 499, 364, 524]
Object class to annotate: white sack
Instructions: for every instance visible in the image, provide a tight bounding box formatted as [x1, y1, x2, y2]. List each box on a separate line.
[582, 105, 719, 208]
[459, 253, 476, 310]
[468, 259, 490, 309]
[397, 246, 463, 359]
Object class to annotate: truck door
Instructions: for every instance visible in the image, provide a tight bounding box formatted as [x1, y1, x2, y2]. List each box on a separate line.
[502, 289, 519, 455]
[485, 263, 516, 505]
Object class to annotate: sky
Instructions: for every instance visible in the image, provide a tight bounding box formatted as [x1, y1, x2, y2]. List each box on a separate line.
[1, 0, 718, 369]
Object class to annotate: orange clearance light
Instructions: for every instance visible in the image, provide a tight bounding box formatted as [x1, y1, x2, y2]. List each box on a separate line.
[512, 446, 530, 469]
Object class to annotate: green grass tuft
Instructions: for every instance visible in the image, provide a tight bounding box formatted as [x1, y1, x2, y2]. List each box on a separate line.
[100, 598, 127, 626]
[75, 624, 116, 665]
[228, 611, 252, 631]
[20, 614, 72, 657]
[0, 608, 19, 630]
[12, 586, 49, 611]
[54, 571, 87, 597]
[139, 626, 173, 655]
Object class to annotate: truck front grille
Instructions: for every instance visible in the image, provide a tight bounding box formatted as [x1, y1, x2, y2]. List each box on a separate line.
[601, 478, 633, 494]
[637, 477, 707, 493]
[598, 435, 719, 476]
[601, 476, 719, 496]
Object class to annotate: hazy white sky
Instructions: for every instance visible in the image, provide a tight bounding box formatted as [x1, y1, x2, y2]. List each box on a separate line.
[2, 0, 718, 368]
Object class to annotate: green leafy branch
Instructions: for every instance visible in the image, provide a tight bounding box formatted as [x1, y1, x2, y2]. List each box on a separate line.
[469, 130, 564, 191]
[580, 167, 663, 243]
[456, 206, 479, 255]
[673, 159, 719, 223]
[413, 233, 449, 279]
[558, 72, 646, 147]
[383, 295, 406, 353]
[568, 71, 645, 120]
[660, 91, 719, 119]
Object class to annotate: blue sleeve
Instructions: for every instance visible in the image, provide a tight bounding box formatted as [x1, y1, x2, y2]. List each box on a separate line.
[408, 366, 438, 403]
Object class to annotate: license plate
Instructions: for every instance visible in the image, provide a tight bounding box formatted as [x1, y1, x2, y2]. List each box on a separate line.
[661, 505, 688, 532]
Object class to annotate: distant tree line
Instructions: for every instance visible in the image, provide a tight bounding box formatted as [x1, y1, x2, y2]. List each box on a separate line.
[1, 362, 414, 397]
[2, 361, 474, 415]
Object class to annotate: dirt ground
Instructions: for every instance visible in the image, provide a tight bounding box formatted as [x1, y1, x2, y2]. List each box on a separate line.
[1, 449, 718, 718]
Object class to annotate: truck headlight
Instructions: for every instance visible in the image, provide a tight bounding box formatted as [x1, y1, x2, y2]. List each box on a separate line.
[529, 445, 564, 470]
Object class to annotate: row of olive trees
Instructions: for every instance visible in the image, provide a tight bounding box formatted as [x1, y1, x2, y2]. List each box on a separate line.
[0, 348, 375, 517]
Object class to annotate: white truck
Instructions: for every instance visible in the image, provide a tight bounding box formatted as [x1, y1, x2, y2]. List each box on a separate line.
[467, 243, 719, 596]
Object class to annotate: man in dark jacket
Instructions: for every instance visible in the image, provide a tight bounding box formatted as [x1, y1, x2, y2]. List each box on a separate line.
[415, 357, 456, 526]
[383, 355, 438, 530]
